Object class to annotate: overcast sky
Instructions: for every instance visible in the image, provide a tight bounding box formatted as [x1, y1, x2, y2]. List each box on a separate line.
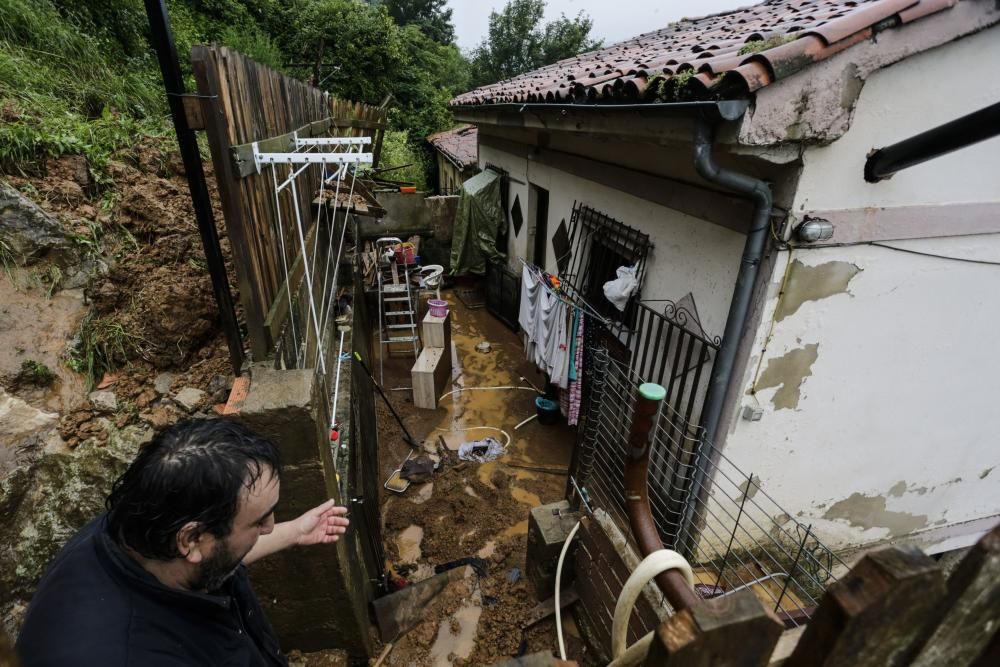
[449, 0, 750, 51]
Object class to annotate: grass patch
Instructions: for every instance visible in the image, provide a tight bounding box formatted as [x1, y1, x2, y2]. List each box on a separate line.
[68, 311, 150, 390]
[738, 35, 797, 56]
[16, 359, 55, 387]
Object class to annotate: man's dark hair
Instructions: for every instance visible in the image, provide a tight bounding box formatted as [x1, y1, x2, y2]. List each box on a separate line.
[106, 419, 281, 560]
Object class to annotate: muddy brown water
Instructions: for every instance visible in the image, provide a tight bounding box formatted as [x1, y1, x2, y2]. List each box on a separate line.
[375, 291, 580, 666]
[0, 274, 87, 413]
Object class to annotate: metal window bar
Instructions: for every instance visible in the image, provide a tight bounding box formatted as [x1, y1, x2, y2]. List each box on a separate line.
[564, 203, 652, 337]
[574, 347, 846, 627]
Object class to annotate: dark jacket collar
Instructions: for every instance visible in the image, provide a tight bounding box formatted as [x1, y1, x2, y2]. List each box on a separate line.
[94, 514, 236, 611]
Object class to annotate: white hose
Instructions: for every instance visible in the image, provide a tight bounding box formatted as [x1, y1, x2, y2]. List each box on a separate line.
[555, 520, 582, 661]
[610, 549, 695, 662]
[607, 632, 655, 667]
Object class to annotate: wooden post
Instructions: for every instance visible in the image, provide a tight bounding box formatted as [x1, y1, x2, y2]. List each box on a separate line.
[785, 545, 945, 667]
[910, 525, 1000, 666]
[643, 590, 783, 666]
[191, 45, 272, 359]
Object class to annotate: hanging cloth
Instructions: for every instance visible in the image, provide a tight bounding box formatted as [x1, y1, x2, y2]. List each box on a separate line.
[567, 313, 585, 425]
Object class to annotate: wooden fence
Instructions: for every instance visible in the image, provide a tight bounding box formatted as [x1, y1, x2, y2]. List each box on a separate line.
[645, 524, 1000, 666]
[189, 45, 387, 360]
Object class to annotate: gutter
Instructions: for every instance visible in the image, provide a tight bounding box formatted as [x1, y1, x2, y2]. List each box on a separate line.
[450, 100, 749, 123]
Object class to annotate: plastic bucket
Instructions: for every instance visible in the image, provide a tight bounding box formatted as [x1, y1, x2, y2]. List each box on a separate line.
[535, 397, 560, 425]
[427, 299, 448, 318]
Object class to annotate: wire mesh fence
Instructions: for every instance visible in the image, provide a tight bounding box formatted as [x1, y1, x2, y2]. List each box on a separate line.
[573, 348, 846, 625]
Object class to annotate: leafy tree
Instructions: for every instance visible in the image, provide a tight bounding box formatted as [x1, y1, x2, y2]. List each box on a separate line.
[280, 0, 405, 101]
[470, 0, 601, 87]
[384, 0, 455, 44]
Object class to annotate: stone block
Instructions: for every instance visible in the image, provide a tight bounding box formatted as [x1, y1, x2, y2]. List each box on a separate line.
[172, 387, 206, 413]
[526, 500, 583, 600]
[87, 390, 118, 413]
[236, 368, 318, 466]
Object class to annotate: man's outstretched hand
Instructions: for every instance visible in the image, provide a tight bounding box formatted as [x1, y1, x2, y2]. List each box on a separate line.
[294, 499, 350, 546]
[244, 499, 350, 564]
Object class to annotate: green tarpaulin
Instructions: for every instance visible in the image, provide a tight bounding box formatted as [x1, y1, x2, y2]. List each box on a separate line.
[449, 168, 504, 275]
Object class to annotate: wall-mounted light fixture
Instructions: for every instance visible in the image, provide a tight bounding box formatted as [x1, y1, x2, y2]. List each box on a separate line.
[795, 217, 834, 243]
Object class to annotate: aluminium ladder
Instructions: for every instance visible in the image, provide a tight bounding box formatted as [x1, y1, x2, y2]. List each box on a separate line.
[375, 237, 420, 384]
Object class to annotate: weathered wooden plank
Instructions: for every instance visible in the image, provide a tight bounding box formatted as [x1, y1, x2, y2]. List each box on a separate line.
[263, 218, 321, 344]
[643, 590, 784, 667]
[910, 525, 1000, 667]
[191, 45, 271, 360]
[181, 94, 205, 130]
[785, 546, 946, 667]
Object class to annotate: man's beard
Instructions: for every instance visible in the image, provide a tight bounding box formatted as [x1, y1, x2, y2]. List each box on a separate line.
[189, 538, 250, 592]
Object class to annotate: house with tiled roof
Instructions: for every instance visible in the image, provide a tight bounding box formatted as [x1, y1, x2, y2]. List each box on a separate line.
[427, 124, 478, 194]
[451, 0, 1000, 558]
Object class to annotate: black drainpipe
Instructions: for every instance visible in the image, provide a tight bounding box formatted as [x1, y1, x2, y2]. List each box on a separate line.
[678, 114, 773, 546]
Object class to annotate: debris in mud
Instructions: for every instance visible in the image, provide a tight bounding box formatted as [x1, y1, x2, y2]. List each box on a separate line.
[401, 455, 438, 483]
[458, 437, 504, 462]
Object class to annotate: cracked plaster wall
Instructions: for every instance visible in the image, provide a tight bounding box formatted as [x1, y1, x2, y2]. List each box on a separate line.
[710, 235, 1000, 556]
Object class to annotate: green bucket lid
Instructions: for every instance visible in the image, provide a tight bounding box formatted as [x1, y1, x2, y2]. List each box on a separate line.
[639, 383, 667, 402]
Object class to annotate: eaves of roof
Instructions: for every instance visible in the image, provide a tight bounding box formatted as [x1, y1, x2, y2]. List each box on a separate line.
[451, 0, 958, 108]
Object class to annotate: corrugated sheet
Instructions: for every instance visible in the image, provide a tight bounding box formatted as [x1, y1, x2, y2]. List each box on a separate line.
[451, 0, 956, 107]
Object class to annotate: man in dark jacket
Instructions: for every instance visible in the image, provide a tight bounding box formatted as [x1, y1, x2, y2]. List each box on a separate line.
[16, 419, 349, 666]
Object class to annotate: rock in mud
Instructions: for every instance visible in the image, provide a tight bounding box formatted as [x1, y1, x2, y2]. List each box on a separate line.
[153, 372, 176, 396]
[87, 390, 118, 413]
[0, 416, 150, 639]
[173, 386, 206, 413]
[0, 181, 75, 266]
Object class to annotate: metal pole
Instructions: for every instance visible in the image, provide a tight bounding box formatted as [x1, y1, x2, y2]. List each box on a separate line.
[715, 472, 753, 591]
[775, 524, 811, 616]
[143, 0, 244, 376]
[865, 102, 1000, 182]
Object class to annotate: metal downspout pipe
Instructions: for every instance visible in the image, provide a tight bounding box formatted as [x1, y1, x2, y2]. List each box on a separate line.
[679, 116, 774, 544]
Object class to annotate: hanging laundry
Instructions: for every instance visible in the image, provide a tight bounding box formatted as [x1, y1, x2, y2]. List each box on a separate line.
[567, 313, 585, 425]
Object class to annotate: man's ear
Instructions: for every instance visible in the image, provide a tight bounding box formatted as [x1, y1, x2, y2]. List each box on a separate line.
[176, 522, 205, 564]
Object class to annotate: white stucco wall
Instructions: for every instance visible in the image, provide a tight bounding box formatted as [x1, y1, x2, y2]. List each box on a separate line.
[718, 29, 1000, 556]
[793, 27, 1000, 213]
[478, 142, 746, 338]
[720, 237, 1000, 556]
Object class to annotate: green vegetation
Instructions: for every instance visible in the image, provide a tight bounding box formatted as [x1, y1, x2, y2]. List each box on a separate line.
[378, 131, 429, 189]
[738, 34, 797, 56]
[68, 311, 150, 391]
[16, 359, 55, 387]
[0, 0, 599, 186]
[470, 0, 601, 87]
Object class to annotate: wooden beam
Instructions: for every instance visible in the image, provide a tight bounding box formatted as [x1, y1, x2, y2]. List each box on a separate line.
[478, 134, 753, 233]
[643, 590, 783, 666]
[910, 524, 1000, 667]
[785, 545, 946, 667]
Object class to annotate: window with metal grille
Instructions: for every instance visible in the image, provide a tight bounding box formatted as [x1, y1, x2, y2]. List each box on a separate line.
[565, 202, 652, 336]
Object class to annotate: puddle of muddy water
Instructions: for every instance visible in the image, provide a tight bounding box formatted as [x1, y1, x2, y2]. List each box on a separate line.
[428, 587, 482, 666]
[0, 278, 86, 413]
[396, 525, 424, 563]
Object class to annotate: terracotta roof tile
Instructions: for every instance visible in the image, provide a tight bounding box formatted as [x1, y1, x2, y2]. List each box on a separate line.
[451, 0, 956, 107]
[427, 124, 478, 169]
